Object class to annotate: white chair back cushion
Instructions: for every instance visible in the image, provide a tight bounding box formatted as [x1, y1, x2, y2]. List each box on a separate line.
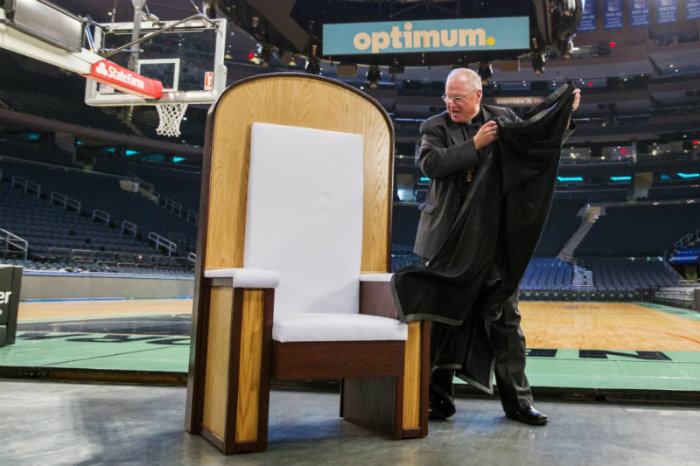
[245, 122, 364, 317]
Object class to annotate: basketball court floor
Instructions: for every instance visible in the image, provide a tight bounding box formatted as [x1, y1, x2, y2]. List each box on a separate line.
[1, 298, 699, 397]
[1, 297, 699, 464]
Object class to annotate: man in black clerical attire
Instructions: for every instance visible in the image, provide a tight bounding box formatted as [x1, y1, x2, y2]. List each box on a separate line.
[393, 68, 580, 425]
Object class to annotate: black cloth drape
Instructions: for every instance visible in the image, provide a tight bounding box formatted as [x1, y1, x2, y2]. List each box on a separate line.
[391, 82, 576, 392]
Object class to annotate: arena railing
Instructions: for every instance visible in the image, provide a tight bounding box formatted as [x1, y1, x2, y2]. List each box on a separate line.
[186, 210, 198, 225]
[0, 228, 28, 261]
[49, 192, 81, 212]
[147, 232, 177, 257]
[164, 198, 183, 216]
[121, 220, 137, 236]
[92, 209, 110, 224]
[11, 175, 40, 198]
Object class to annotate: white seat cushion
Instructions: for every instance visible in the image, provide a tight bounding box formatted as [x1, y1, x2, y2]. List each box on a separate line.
[273, 313, 408, 343]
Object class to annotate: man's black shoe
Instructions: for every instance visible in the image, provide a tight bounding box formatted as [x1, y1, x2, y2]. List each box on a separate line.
[505, 406, 548, 425]
[428, 398, 456, 420]
[429, 368, 456, 420]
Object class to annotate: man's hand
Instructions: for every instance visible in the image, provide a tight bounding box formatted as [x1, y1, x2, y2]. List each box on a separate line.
[572, 88, 581, 111]
[474, 120, 499, 149]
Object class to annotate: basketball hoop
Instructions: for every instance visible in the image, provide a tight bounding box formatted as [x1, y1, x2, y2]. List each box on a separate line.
[155, 102, 188, 137]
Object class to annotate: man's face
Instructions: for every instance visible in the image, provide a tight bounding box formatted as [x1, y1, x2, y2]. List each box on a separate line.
[444, 76, 481, 123]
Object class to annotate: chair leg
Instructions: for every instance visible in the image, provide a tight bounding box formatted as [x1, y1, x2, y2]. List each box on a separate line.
[398, 320, 430, 438]
[198, 285, 274, 454]
[342, 376, 401, 437]
[341, 321, 430, 439]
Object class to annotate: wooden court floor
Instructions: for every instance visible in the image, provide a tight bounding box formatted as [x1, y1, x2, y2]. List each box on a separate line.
[519, 301, 700, 352]
[18, 299, 192, 322]
[16, 299, 700, 352]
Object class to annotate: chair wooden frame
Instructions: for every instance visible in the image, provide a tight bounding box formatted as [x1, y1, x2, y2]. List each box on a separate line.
[185, 73, 429, 454]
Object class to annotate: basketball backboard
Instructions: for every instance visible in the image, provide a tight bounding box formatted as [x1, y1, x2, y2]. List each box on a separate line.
[84, 16, 227, 106]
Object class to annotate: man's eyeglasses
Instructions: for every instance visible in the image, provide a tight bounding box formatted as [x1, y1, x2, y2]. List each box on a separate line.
[441, 90, 477, 104]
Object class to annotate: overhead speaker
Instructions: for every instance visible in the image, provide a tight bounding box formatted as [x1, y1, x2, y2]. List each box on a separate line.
[279, 49, 294, 66]
[498, 60, 520, 72]
[336, 63, 358, 78]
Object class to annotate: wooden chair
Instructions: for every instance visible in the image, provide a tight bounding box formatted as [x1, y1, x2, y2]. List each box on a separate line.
[185, 73, 429, 454]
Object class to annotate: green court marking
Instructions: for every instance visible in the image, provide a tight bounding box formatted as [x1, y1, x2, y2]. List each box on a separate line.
[0, 332, 189, 372]
[635, 302, 700, 321]
[52, 344, 190, 372]
[17, 312, 189, 324]
[453, 348, 700, 391]
[3, 329, 699, 391]
[525, 353, 700, 391]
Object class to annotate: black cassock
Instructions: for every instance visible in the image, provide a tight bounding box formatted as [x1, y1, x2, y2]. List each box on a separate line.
[391, 82, 576, 392]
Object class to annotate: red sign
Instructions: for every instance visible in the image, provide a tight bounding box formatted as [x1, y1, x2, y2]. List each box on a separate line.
[83, 60, 163, 99]
[204, 71, 214, 91]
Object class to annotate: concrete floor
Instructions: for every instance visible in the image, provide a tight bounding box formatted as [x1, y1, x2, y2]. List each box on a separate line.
[2, 379, 698, 466]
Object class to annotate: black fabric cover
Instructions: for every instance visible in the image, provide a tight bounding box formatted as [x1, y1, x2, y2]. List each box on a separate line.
[391, 82, 576, 391]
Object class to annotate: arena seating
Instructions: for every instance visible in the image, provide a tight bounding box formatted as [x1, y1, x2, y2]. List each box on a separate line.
[391, 203, 421, 249]
[0, 69, 134, 135]
[4, 151, 689, 287]
[578, 257, 679, 291]
[0, 159, 195, 273]
[1, 178, 143, 256]
[122, 161, 202, 215]
[391, 243, 421, 272]
[2, 159, 196, 248]
[0, 141, 75, 167]
[646, 183, 700, 201]
[575, 203, 700, 257]
[92, 158, 202, 225]
[390, 193, 686, 299]
[554, 188, 629, 203]
[519, 257, 680, 301]
[533, 199, 585, 257]
[520, 258, 574, 291]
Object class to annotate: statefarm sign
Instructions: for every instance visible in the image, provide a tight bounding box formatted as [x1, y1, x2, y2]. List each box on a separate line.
[84, 60, 163, 99]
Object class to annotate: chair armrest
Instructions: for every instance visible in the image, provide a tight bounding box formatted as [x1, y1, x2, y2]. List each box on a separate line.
[359, 273, 393, 282]
[359, 273, 398, 319]
[204, 268, 280, 288]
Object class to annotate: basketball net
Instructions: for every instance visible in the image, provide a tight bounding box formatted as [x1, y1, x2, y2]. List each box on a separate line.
[155, 103, 188, 137]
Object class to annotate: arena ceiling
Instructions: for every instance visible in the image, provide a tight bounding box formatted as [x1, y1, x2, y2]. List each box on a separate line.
[4, 0, 700, 156]
[45, 0, 700, 82]
[50, 0, 582, 73]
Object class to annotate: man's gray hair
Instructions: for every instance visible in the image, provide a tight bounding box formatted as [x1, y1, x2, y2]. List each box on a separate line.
[445, 68, 482, 92]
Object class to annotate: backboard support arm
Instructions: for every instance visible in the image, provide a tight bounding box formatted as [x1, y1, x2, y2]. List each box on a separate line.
[100, 13, 218, 59]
